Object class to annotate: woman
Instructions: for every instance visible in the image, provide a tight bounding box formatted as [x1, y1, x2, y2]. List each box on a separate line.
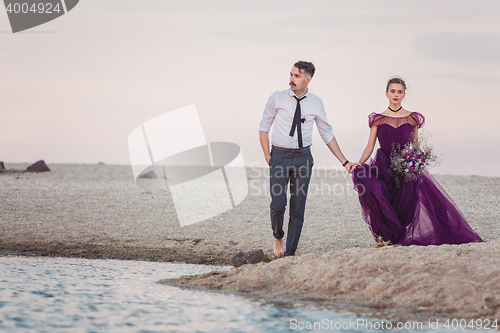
[352, 77, 483, 246]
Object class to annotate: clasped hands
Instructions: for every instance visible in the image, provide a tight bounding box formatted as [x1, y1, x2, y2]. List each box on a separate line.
[344, 161, 360, 174]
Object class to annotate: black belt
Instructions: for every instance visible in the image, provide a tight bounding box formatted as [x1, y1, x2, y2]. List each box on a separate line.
[271, 145, 310, 153]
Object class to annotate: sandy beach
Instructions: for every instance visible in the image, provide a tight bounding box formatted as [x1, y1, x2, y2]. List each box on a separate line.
[2, 163, 499, 318]
[2, 163, 498, 262]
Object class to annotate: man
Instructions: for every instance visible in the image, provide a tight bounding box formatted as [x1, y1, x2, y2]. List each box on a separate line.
[259, 61, 357, 257]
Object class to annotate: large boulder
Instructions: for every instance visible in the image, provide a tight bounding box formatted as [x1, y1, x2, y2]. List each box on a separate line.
[26, 160, 50, 172]
[0, 162, 4, 170]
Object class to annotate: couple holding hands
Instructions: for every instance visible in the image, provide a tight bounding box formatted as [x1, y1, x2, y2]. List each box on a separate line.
[259, 61, 483, 258]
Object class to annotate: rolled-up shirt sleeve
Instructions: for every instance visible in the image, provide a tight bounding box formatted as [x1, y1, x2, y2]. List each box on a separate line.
[259, 91, 278, 132]
[315, 99, 335, 144]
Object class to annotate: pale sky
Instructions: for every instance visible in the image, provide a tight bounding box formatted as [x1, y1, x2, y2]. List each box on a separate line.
[1, 0, 499, 176]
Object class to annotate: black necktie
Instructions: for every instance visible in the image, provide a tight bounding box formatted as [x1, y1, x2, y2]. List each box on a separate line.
[289, 96, 306, 148]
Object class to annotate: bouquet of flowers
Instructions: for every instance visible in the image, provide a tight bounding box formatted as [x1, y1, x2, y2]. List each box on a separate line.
[390, 131, 440, 184]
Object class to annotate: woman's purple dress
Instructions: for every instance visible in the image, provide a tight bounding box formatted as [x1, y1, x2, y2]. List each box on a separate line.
[352, 112, 483, 246]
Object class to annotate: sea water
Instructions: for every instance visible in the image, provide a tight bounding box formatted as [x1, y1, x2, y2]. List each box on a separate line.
[0, 255, 493, 333]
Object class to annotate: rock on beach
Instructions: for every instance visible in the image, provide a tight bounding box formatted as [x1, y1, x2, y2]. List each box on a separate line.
[230, 249, 269, 267]
[26, 160, 50, 172]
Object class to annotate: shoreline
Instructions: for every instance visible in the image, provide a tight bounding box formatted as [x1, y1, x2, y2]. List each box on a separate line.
[4, 244, 498, 322]
[160, 240, 500, 320]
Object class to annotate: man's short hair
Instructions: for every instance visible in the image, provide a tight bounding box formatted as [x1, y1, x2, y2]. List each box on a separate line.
[294, 61, 315, 78]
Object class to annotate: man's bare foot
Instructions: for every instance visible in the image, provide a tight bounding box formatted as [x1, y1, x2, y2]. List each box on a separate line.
[274, 239, 284, 257]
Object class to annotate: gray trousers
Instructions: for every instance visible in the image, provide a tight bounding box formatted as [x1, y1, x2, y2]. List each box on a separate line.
[269, 147, 313, 256]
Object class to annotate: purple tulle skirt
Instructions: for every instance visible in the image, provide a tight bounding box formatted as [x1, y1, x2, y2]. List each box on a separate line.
[353, 148, 484, 246]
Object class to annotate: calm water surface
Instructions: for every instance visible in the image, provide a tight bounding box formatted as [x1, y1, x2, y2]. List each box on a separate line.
[0, 255, 492, 333]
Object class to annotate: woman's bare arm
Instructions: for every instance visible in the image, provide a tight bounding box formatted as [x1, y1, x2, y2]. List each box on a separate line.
[358, 126, 378, 165]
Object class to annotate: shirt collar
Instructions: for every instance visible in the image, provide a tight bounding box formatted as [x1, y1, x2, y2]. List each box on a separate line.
[288, 88, 310, 99]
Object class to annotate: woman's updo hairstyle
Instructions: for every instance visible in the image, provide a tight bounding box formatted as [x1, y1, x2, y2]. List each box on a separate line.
[386, 76, 406, 92]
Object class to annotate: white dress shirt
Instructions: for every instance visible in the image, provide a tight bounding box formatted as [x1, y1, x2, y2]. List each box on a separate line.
[259, 89, 335, 149]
